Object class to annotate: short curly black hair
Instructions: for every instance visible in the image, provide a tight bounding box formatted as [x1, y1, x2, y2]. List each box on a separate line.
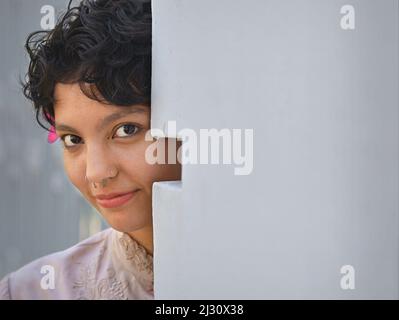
[21, 0, 152, 132]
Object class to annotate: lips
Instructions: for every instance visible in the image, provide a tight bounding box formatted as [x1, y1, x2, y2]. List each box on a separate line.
[95, 190, 139, 208]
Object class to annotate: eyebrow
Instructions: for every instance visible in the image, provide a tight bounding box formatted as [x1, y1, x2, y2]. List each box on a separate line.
[55, 106, 148, 133]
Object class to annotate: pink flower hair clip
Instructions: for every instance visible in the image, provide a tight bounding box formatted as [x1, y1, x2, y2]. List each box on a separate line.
[45, 112, 59, 144]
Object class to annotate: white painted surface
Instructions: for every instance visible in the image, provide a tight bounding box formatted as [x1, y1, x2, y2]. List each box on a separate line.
[152, 0, 399, 299]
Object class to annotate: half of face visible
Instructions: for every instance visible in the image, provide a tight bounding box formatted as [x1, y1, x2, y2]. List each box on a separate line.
[53, 83, 181, 233]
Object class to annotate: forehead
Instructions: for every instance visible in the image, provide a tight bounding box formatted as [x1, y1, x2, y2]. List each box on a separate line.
[54, 83, 149, 118]
[54, 82, 92, 106]
[54, 83, 111, 112]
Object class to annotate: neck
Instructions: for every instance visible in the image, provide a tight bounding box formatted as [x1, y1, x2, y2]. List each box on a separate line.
[127, 225, 154, 256]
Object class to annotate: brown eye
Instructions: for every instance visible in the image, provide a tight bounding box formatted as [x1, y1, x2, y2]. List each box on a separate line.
[114, 124, 140, 138]
[61, 134, 82, 148]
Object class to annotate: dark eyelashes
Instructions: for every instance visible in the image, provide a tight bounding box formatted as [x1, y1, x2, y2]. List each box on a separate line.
[59, 123, 142, 149]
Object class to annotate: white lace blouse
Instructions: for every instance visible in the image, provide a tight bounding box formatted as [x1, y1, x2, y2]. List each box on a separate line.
[0, 228, 154, 299]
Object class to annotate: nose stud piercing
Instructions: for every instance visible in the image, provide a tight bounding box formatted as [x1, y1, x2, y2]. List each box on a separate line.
[87, 168, 118, 189]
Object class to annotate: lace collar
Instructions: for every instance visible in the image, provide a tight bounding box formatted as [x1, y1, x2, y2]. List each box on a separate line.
[113, 230, 154, 293]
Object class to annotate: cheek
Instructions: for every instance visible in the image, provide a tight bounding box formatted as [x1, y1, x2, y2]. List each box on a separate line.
[63, 154, 87, 193]
[118, 141, 160, 192]
[119, 140, 181, 192]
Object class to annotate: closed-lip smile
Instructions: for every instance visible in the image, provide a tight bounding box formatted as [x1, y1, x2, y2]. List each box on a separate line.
[95, 190, 139, 208]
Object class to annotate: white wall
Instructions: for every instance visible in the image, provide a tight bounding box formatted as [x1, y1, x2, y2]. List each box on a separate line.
[152, 0, 399, 299]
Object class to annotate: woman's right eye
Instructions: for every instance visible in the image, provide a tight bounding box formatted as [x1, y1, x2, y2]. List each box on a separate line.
[61, 134, 82, 148]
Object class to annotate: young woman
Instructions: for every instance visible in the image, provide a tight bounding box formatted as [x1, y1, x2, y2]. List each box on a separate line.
[0, 0, 181, 299]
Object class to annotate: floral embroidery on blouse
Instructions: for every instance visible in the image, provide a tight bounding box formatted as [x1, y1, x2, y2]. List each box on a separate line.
[118, 233, 154, 274]
[0, 228, 154, 300]
[72, 231, 153, 299]
[73, 238, 129, 300]
[74, 267, 129, 300]
[118, 233, 154, 291]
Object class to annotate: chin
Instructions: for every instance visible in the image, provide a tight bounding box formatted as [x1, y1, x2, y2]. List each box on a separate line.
[100, 207, 152, 234]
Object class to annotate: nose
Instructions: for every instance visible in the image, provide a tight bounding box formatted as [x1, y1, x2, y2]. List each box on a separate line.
[85, 144, 116, 185]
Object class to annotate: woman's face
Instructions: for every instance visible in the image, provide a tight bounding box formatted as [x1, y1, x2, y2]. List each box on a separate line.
[54, 83, 181, 233]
